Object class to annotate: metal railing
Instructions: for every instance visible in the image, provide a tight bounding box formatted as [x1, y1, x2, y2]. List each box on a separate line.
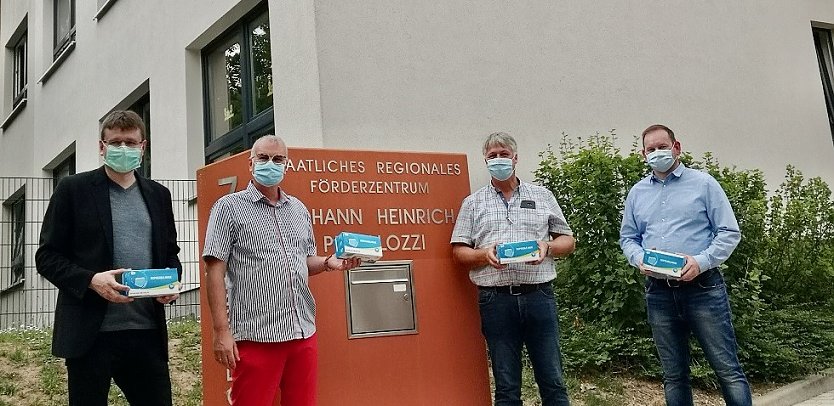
[0, 177, 201, 329]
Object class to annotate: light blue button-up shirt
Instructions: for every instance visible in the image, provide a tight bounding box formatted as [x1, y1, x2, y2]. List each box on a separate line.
[619, 163, 741, 272]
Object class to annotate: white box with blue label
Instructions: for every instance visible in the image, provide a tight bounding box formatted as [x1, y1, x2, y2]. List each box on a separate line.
[496, 240, 541, 264]
[122, 268, 181, 298]
[334, 232, 383, 262]
[642, 249, 686, 278]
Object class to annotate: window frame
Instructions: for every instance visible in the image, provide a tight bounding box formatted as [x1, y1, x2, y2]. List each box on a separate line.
[3, 187, 26, 288]
[53, 0, 76, 60]
[52, 154, 76, 186]
[12, 32, 27, 109]
[813, 27, 834, 144]
[201, 3, 274, 163]
[128, 94, 152, 178]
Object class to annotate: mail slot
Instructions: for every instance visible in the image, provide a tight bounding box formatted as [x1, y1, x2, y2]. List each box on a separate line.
[344, 260, 417, 338]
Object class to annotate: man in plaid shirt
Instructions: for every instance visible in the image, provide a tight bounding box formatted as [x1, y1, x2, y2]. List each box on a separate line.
[451, 132, 576, 406]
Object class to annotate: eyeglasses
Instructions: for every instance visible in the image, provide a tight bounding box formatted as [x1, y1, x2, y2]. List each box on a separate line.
[252, 154, 287, 165]
[102, 139, 143, 148]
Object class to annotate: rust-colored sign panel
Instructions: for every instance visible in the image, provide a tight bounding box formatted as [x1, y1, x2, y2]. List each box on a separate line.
[197, 148, 491, 405]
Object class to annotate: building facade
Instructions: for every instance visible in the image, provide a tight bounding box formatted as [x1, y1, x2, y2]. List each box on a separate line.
[1, 0, 833, 326]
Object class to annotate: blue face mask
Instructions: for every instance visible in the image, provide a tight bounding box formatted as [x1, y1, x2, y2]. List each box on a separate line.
[253, 161, 285, 187]
[104, 145, 142, 173]
[646, 149, 675, 172]
[487, 157, 514, 181]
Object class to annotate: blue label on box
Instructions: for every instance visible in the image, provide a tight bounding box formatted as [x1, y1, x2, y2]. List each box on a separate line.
[122, 268, 180, 297]
[642, 249, 686, 277]
[335, 232, 383, 262]
[496, 240, 541, 264]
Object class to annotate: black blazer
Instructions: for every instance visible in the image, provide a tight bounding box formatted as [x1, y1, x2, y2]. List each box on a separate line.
[35, 167, 182, 359]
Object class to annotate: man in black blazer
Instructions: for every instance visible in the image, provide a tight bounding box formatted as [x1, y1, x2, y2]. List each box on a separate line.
[36, 110, 182, 406]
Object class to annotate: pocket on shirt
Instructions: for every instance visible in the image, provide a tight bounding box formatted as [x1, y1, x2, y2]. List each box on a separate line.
[519, 209, 548, 233]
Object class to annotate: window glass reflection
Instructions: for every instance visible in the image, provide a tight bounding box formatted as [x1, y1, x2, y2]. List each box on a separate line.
[207, 34, 244, 141]
[250, 12, 272, 115]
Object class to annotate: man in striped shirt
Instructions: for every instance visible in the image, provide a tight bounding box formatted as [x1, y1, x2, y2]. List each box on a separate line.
[203, 135, 361, 406]
[451, 132, 576, 406]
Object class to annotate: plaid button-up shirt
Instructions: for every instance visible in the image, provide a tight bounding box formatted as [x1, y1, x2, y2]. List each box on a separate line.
[451, 180, 573, 287]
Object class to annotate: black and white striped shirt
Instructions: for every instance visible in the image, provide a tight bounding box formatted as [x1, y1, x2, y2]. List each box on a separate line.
[203, 181, 318, 342]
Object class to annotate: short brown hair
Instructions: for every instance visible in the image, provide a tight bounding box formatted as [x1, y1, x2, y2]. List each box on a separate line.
[100, 110, 146, 140]
[641, 124, 676, 145]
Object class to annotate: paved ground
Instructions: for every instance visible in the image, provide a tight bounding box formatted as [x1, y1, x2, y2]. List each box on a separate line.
[795, 390, 834, 405]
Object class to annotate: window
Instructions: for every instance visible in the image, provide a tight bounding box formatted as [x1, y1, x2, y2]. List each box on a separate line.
[203, 5, 273, 163]
[813, 27, 834, 144]
[128, 95, 152, 178]
[54, 0, 76, 59]
[52, 154, 76, 186]
[2, 18, 28, 129]
[3, 188, 25, 287]
[11, 33, 27, 109]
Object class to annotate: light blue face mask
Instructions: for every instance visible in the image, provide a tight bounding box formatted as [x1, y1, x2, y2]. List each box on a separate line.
[487, 157, 514, 181]
[646, 149, 675, 172]
[104, 145, 142, 173]
[253, 161, 285, 187]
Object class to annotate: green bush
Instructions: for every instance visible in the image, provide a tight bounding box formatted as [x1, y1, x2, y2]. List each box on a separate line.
[761, 166, 834, 306]
[738, 305, 834, 381]
[558, 313, 658, 376]
[536, 132, 647, 328]
[536, 132, 834, 383]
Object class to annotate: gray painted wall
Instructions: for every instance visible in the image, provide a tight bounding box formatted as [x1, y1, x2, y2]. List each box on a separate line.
[314, 0, 834, 189]
[0, 0, 832, 189]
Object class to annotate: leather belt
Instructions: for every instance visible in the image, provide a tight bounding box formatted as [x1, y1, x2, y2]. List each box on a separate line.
[661, 268, 718, 287]
[479, 282, 550, 296]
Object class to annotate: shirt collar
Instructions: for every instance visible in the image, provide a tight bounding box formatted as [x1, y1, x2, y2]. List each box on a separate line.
[491, 177, 525, 196]
[650, 162, 686, 183]
[244, 180, 288, 205]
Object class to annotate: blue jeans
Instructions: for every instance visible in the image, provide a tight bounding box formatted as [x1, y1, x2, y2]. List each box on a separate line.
[645, 270, 751, 406]
[478, 284, 570, 406]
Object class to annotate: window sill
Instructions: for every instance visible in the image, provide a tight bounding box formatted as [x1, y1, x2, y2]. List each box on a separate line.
[0, 279, 24, 295]
[94, 0, 118, 21]
[0, 98, 27, 131]
[38, 40, 76, 85]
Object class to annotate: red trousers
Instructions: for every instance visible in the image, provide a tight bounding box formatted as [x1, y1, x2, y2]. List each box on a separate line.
[231, 334, 318, 406]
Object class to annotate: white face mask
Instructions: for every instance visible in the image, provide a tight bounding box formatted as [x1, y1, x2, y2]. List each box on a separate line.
[646, 149, 675, 172]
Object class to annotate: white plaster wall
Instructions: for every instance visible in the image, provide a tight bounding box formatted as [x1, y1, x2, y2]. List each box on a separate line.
[0, 0, 35, 177]
[0, 0, 832, 191]
[0, 0, 323, 180]
[28, 0, 249, 179]
[314, 0, 834, 191]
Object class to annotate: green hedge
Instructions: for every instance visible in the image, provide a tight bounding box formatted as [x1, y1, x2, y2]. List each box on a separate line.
[534, 132, 834, 383]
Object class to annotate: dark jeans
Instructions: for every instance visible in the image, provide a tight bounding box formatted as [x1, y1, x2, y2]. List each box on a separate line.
[65, 329, 172, 406]
[478, 284, 570, 406]
[645, 270, 751, 406]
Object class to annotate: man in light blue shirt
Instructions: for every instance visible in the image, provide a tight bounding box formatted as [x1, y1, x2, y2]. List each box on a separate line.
[620, 124, 751, 406]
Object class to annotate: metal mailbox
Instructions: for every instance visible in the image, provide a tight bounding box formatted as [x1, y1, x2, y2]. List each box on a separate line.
[344, 260, 417, 338]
